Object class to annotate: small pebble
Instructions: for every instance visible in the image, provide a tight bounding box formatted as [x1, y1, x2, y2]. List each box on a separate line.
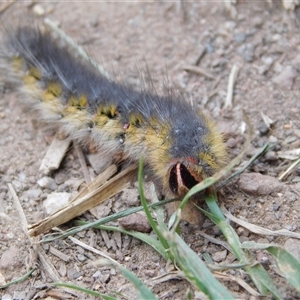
[121, 188, 140, 206]
[119, 212, 152, 233]
[212, 250, 227, 263]
[32, 4, 45, 16]
[258, 122, 269, 136]
[234, 32, 247, 43]
[239, 173, 285, 196]
[67, 268, 83, 280]
[237, 43, 254, 62]
[264, 151, 277, 161]
[253, 16, 263, 28]
[100, 273, 110, 283]
[26, 189, 42, 200]
[37, 176, 57, 190]
[93, 270, 101, 278]
[0, 245, 21, 270]
[269, 135, 278, 144]
[272, 65, 297, 90]
[54, 172, 67, 185]
[43, 192, 71, 215]
[226, 137, 238, 148]
[77, 254, 86, 262]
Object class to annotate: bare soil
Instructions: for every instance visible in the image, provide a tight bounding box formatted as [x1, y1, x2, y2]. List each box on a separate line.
[1, 1, 300, 299]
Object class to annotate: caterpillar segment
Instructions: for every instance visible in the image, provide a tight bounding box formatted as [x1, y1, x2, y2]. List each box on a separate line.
[0, 26, 227, 224]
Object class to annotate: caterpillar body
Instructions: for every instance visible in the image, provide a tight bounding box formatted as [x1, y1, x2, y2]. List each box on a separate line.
[0, 25, 227, 222]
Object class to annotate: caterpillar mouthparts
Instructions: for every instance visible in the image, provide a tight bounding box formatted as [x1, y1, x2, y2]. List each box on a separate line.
[0, 24, 227, 223]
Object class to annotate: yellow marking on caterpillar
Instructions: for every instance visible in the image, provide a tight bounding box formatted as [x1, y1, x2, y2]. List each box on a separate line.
[23, 74, 38, 86]
[202, 115, 227, 170]
[29, 67, 42, 80]
[47, 81, 62, 97]
[69, 95, 87, 108]
[12, 57, 23, 72]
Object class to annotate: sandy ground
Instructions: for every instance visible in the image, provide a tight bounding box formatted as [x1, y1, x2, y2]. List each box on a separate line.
[0, 1, 300, 299]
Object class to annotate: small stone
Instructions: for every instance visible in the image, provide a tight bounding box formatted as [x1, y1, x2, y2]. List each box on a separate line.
[225, 21, 236, 30]
[58, 263, 67, 277]
[239, 173, 285, 196]
[269, 135, 278, 143]
[253, 16, 263, 28]
[284, 191, 297, 203]
[37, 176, 57, 190]
[234, 32, 247, 43]
[258, 122, 269, 136]
[2, 295, 12, 300]
[67, 268, 83, 280]
[121, 188, 140, 206]
[100, 273, 110, 283]
[26, 189, 42, 200]
[226, 137, 238, 148]
[54, 172, 67, 185]
[32, 4, 45, 16]
[12, 180, 22, 192]
[144, 269, 155, 277]
[237, 227, 250, 237]
[43, 192, 71, 215]
[0, 246, 21, 270]
[110, 268, 116, 276]
[284, 238, 300, 261]
[264, 151, 277, 161]
[212, 250, 227, 262]
[93, 270, 101, 278]
[237, 43, 254, 62]
[272, 65, 297, 90]
[119, 212, 152, 233]
[77, 254, 86, 262]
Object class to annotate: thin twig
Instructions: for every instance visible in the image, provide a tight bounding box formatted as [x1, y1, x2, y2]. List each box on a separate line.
[8, 183, 30, 238]
[225, 64, 239, 109]
[278, 157, 300, 181]
[183, 65, 216, 80]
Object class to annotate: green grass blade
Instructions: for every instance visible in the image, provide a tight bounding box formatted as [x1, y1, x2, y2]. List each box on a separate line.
[198, 194, 282, 298]
[164, 231, 234, 299]
[54, 282, 117, 299]
[0, 268, 36, 289]
[242, 241, 300, 292]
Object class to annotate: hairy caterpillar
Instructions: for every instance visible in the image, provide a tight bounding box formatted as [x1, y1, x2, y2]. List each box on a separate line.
[0, 24, 227, 223]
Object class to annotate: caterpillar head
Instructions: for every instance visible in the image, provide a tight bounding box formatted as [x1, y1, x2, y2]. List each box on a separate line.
[167, 157, 203, 197]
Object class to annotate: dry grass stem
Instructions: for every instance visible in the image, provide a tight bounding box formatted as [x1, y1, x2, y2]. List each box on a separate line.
[225, 64, 239, 109]
[183, 65, 216, 80]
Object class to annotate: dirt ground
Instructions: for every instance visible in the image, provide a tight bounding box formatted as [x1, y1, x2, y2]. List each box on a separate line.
[1, 1, 300, 299]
